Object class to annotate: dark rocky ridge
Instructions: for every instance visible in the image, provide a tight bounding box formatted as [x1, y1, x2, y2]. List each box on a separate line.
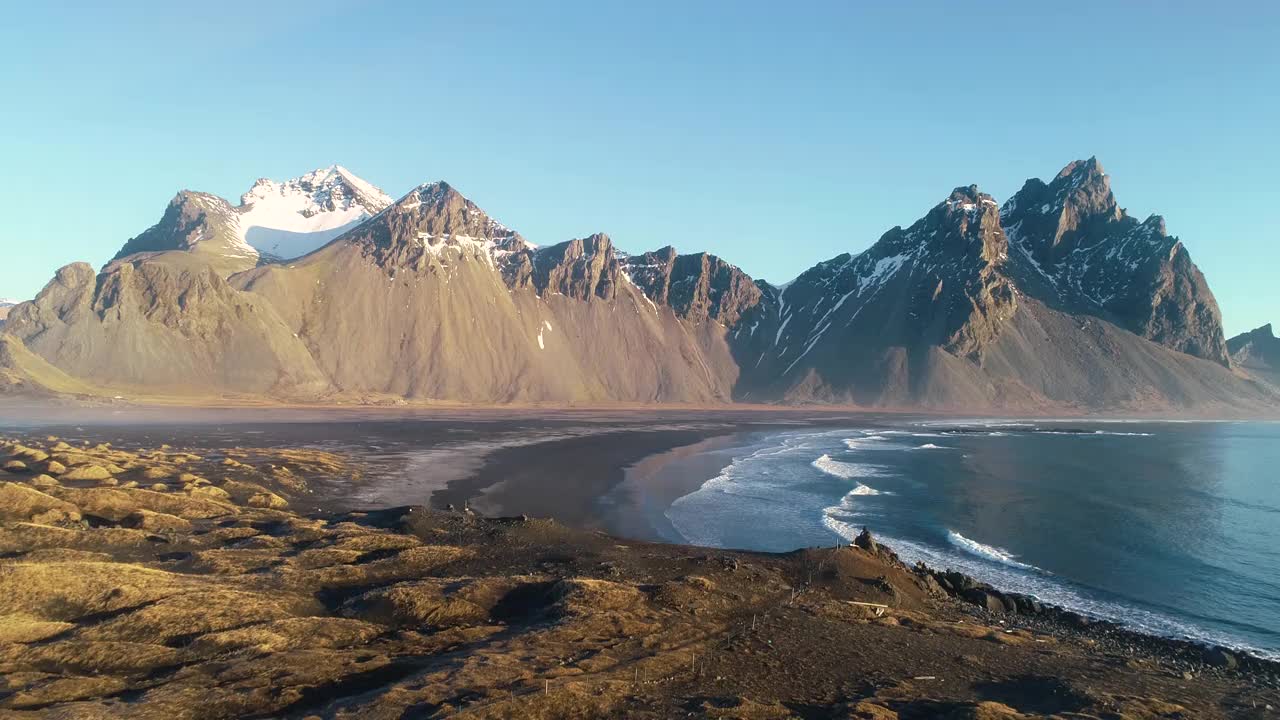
[1229, 323, 1279, 368]
[528, 234, 620, 301]
[1001, 158, 1230, 366]
[1229, 323, 1280, 391]
[622, 247, 764, 326]
[110, 192, 257, 277]
[3, 159, 1273, 411]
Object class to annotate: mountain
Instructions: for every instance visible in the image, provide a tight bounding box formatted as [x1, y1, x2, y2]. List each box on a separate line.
[230, 182, 748, 402]
[735, 160, 1265, 410]
[1000, 159, 1229, 365]
[3, 159, 1274, 412]
[1228, 324, 1280, 390]
[111, 165, 392, 275]
[3, 261, 329, 398]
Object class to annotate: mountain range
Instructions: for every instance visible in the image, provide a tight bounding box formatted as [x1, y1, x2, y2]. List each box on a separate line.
[2, 160, 1276, 412]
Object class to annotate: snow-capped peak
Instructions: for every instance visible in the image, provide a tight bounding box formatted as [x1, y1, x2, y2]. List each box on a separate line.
[236, 165, 393, 261]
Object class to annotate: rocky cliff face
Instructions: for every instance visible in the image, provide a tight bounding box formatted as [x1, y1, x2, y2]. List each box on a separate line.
[1000, 158, 1229, 365]
[744, 185, 1018, 403]
[623, 248, 764, 326]
[1229, 324, 1279, 365]
[529, 234, 620, 301]
[0, 301, 16, 328]
[734, 161, 1261, 410]
[4, 159, 1269, 411]
[1228, 324, 1280, 390]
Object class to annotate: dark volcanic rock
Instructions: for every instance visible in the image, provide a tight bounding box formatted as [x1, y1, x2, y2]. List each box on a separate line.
[1229, 323, 1279, 371]
[345, 181, 529, 271]
[1001, 158, 1229, 365]
[530, 234, 619, 301]
[624, 247, 764, 325]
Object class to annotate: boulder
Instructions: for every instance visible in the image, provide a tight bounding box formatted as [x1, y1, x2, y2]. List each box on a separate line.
[853, 527, 878, 553]
[961, 588, 1008, 614]
[1203, 647, 1239, 670]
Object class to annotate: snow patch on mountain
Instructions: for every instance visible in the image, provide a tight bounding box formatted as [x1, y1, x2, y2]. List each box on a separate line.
[236, 165, 393, 261]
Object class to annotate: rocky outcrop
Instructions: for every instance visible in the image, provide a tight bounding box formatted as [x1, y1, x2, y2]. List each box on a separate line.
[1229, 323, 1279, 369]
[529, 234, 619, 301]
[624, 247, 764, 325]
[1228, 323, 1280, 390]
[111, 192, 257, 277]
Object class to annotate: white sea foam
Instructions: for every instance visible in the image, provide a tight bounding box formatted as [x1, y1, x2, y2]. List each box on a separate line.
[667, 425, 1279, 662]
[946, 530, 1037, 571]
[842, 436, 900, 450]
[820, 524, 1280, 662]
[811, 454, 884, 481]
[916, 443, 951, 450]
[1093, 430, 1153, 436]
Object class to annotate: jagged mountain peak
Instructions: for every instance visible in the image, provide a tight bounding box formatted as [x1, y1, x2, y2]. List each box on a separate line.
[335, 178, 528, 273]
[381, 180, 520, 242]
[1056, 155, 1106, 181]
[999, 159, 1228, 366]
[241, 164, 392, 213]
[621, 245, 764, 325]
[1243, 323, 1275, 340]
[1228, 322, 1280, 381]
[1012, 157, 1120, 233]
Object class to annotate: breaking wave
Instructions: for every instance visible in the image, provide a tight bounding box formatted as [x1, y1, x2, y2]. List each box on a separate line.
[947, 530, 1037, 571]
[811, 453, 883, 480]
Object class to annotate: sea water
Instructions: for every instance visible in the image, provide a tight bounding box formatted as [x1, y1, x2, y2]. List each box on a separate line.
[664, 420, 1280, 659]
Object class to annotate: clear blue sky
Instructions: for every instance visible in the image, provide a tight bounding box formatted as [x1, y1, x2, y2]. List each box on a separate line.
[1, 1, 1276, 335]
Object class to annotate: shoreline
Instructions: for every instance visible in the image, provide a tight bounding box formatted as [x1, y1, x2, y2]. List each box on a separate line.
[432, 427, 741, 529]
[0, 429, 1277, 718]
[600, 433, 744, 543]
[447, 424, 1280, 665]
[3, 416, 1277, 668]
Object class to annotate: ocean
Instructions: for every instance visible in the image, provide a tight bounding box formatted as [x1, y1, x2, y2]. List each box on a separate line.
[662, 420, 1280, 660]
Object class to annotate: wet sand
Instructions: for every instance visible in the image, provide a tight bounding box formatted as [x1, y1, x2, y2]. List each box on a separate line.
[432, 428, 733, 530]
[598, 434, 742, 543]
